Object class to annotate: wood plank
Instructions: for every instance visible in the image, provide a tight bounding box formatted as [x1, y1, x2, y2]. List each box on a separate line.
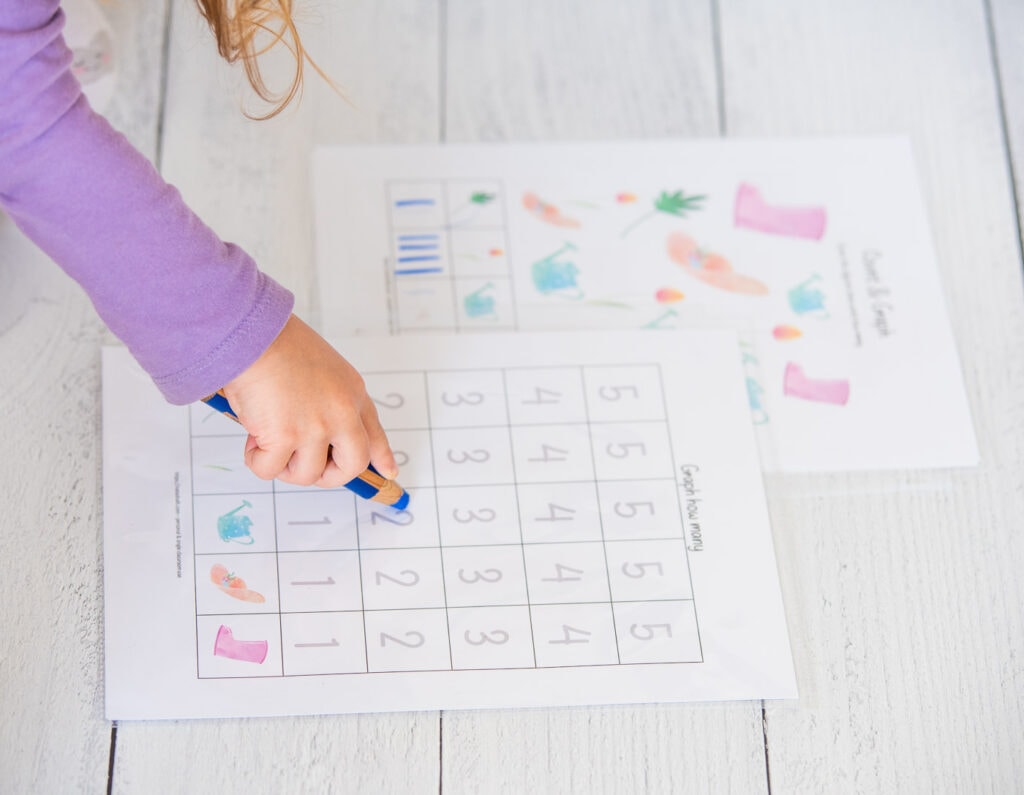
[155, 0, 442, 318]
[441, 2, 769, 791]
[445, 0, 721, 142]
[111, 3, 444, 791]
[0, 1, 170, 791]
[991, 0, 1024, 239]
[719, 0, 1024, 790]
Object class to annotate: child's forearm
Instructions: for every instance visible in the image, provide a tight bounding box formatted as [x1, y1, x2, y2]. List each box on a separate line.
[0, 0, 293, 403]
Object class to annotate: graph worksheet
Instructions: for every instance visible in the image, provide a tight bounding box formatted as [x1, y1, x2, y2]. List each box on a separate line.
[102, 331, 796, 720]
[312, 139, 978, 472]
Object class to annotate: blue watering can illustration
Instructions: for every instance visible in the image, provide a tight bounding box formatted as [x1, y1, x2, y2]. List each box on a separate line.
[463, 282, 497, 319]
[217, 500, 255, 545]
[788, 273, 828, 318]
[531, 242, 583, 299]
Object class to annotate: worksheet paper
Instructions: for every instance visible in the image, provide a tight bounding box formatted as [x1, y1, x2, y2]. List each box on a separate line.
[102, 331, 796, 720]
[312, 139, 978, 472]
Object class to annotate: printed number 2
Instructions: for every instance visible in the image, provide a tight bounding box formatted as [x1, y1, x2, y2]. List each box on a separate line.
[380, 631, 425, 648]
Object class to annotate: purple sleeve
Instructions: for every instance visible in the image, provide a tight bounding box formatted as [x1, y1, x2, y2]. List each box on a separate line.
[0, 1, 294, 404]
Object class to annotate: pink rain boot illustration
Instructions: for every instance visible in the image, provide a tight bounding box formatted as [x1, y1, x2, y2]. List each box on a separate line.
[213, 624, 268, 664]
[734, 183, 827, 240]
[783, 362, 850, 406]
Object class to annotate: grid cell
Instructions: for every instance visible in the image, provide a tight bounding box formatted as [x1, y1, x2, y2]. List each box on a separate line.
[523, 542, 611, 605]
[441, 545, 529, 607]
[363, 371, 429, 430]
[448, 606, 535, 670]
[597, 480, 684, 540]
[359, 547, 446, 611]
[517, 481, 602, 544]
[281, 612, 368, 675]
[356, 487, 439, 550]
[278, 551, 363, 613]
[583, 365, 666, 422]
[510, 423, 593, 483]
[437, 485, 521, 547]
[604, 539, 693, 602]
[427, 369, 508, 428]
[365, 608, 451, 672]
[431, 426, 515, 486]
[613, 600, 701, 664]
[531, 603, 618, 668]
[275, 490, 358, 552]
[590, 421, 674, 481]
[505, 366, 587, 426]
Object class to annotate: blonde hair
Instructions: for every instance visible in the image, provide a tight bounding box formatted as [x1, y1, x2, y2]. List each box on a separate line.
[194, 0, 332, 119]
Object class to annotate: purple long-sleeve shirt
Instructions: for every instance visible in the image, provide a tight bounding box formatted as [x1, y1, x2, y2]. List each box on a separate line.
[0, 1, 294, 403]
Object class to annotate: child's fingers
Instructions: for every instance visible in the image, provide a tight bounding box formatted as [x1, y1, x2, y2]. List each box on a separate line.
[362, 403, 398, 480]
[243, 434, 293, 481]
[278, 443, 332, 487]
[328, 425, 372, 484]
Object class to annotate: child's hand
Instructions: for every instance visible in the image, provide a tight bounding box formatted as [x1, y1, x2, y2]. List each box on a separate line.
[221, 314, 398, 487]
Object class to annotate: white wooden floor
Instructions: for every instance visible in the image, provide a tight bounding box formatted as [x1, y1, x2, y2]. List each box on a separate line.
[2, 1, 1023, 792]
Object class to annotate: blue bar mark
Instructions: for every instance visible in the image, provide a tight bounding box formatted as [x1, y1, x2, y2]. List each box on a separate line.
[398, 244, 439, 251]
[397, 234, 440, 241]
[395, 267, 445, 275]
[397, 255, 442, 263]
[395, 198, 436, 207]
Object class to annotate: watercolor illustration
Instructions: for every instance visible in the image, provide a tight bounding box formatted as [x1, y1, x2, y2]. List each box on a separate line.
[667, 232, 769, 296]
[734, 183, 827, 240]
[788, 274, 828, 317]
[450, 191, 497, 226]
[783, 362, 850, 406]
[463, 282, 499, 319]
[217, 500, 255, 545]
[522, 192, 582, 228]
[210, 564, 265, 603]
[643, 308, 680, 329]
[773, 325, 803, 341]
[213, 625, 268, 664]
[621, 189, 706, 237]
[746, 377, 770, 425]
[532, 242, 584, 298]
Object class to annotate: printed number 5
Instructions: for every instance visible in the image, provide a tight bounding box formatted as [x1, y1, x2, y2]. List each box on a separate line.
[598, 385, 639, 401]
[621, 561, 664, 578]
[606, 441, 646, 458]
[629, 623, 673, 641]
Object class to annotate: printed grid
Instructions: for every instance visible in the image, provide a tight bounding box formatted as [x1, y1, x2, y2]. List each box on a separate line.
[385, 178, 518, 333]
[192, 365, 702, 678]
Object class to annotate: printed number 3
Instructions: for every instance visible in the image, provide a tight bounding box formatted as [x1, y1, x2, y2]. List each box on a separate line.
[448, 449, 491, 464]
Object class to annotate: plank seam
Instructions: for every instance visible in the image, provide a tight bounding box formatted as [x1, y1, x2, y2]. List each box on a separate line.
[709, 0, 728, 135]
[761, 703, 772, 794]
[439, 0, 448, 143]
[154, 0, 174, 171]
[982, 0, 1024, 273]
[106, 723, 117, 795]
